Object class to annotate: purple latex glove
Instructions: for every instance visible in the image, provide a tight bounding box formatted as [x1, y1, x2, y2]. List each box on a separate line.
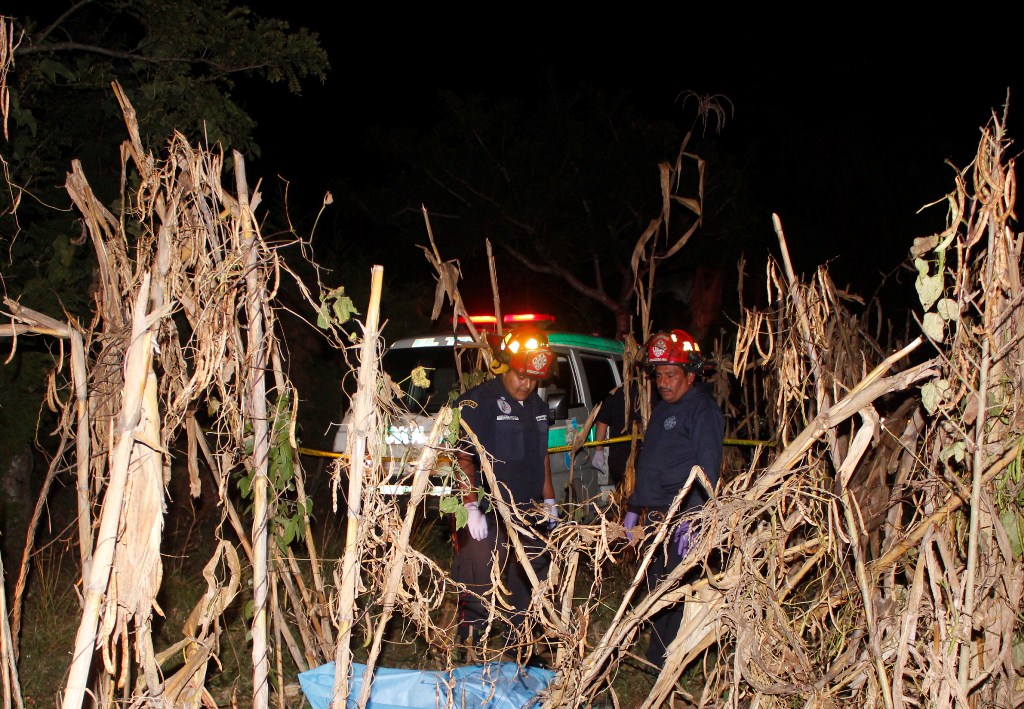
[673, 521, 692, 558]
[623, 511, 639, 542]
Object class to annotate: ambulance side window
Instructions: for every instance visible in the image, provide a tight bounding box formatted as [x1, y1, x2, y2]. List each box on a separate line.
[580, 354, 619, 409]
[546, 354, 582, 407]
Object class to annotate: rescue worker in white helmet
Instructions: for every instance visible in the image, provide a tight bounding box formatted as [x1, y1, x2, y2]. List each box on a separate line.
[623, 329, 724, 665]
[450, 325, 558, 658]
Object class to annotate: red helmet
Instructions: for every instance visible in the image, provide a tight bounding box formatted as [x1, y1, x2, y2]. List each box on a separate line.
[497, 326, 553, 380]
[645, 330, 706, 372]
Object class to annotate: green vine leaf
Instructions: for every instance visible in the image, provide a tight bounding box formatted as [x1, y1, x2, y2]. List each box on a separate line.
[316, 286, 360, 329]
[936, 298, 959, 321]
[914, 258, 943, 312]
[922, 312, 945, 342]
[921, 379, 951, 414]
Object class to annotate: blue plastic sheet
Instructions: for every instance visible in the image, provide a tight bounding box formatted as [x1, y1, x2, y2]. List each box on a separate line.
[298, 661, 555, 709]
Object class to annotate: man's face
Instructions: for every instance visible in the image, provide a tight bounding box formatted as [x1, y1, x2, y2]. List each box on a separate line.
[654, 364, 694, 404]
[502, 369, 539, 402]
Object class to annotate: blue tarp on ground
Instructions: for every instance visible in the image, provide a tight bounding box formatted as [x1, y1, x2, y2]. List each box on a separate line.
[298, 661, 555, 709]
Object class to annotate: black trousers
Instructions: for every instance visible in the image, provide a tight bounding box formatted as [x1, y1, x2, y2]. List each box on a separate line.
[643, 536, 687, 664]
[640, 509, 702, 665]
[451, 511, 550, 644]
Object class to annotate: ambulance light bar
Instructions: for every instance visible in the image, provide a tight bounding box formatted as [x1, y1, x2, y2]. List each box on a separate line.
[458, 313, 556, 330]
[503, 313, 555, 326]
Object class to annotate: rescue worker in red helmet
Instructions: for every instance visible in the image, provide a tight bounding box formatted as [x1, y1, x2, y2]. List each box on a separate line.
[624, 329, 724, 665]
[451, 325, 558, 658]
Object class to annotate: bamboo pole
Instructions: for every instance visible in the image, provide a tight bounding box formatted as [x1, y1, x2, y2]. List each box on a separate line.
[235, 151, 272, 709]
[332, 265, 384, 706]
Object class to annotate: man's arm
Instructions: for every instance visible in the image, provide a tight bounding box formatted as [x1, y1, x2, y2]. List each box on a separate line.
[542, 453, 555, 501]
[455, 451, 480, 504]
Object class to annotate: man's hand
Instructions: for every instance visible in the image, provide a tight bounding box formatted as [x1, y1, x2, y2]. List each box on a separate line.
[592, 449, 609, 475]
[674, 520, 692, 558]
[545, 498, 559, 530]
[623, 510, 639, 543]
[465, 502, 488, 541]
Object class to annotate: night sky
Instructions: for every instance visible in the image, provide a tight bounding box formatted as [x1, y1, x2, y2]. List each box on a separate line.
[242, 17, 1021, 313]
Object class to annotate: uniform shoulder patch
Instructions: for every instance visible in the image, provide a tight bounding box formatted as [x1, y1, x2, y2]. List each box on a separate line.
[459, 399, 479, 410]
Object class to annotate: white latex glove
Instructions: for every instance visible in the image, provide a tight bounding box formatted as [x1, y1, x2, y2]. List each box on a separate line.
[465, 502, 489, 541]
[592, 449, 609, 475]
[545, 498, 559, 529]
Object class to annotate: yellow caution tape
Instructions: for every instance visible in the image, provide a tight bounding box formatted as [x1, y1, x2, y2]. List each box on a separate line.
[300, 434, 774, 461]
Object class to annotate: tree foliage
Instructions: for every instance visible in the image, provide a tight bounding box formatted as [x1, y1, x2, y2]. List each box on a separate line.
[0, 0, 328, 484]
[5, 0, 327, 191]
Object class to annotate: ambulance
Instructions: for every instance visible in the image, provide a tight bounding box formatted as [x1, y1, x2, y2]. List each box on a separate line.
[331, 314, 625, 506]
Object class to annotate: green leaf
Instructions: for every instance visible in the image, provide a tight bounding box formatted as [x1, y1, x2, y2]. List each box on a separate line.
[454, 504, 469, 530]
[914, 258, 943, 311]
[332, 295, 359, 323]
[998, 512, 1024, 559]
[921, 379, 951, 414]
[922, 312, 945, 342]
[36, 57, 76, 83]
[940, 440, 967, 465]
[445, 410, 462, 446]
[936, 298, 959, 321]
[439, 495, 461, 514]
[316, 303, 331, 329]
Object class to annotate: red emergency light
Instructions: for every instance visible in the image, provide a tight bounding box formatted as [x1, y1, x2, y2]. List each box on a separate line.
[458, 314, 497, 326]
[503, 313, 555, 326]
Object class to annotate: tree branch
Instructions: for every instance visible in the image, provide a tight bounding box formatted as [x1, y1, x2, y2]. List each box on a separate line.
[33, 0, 93, 46]
[499, 239, 623, 313]
[15, 41, 273, 75]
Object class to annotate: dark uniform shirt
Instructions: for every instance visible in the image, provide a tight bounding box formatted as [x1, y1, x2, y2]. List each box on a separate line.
[628, 383, 724, 513]
[595, 385, 649, 486]
[456, 376, 549, 511]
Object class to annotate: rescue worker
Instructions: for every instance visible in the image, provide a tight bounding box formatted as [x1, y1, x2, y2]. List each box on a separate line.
[451, 325, 558, 653]
[592, 377, 650, 490]
[623, 329, 724, 665]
